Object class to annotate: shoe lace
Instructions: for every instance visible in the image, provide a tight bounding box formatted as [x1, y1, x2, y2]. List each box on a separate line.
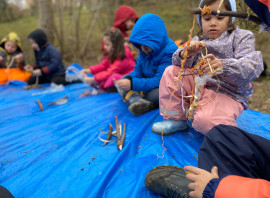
[167, 183, 189, 198]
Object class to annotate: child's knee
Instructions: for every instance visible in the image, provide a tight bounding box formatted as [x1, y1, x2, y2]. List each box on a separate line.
[192, 111, 216, 135]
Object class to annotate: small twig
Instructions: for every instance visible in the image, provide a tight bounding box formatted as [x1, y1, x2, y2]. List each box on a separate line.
[103, 123, 113, 146]
[180, 72, 197, 76]
[118, 123, 126, 151]
[23, 84, 41, 90]
[191, 9, 262, 25]
[47, 96, 68, 106]
[115, 115, 121, 149]
[37, 100, 44, 111]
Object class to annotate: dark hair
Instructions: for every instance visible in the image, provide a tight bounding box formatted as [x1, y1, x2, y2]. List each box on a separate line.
[104, 29, 125, 62]
[28, 29, 48, 47]
[198, 0, 236, 38]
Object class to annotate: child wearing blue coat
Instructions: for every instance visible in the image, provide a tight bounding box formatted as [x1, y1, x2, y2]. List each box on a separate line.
[24, 29, 66, 85]
[116, 13, 178, 116]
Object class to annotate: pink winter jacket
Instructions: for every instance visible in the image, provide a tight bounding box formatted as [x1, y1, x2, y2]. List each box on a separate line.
[89, 46, 135, 90]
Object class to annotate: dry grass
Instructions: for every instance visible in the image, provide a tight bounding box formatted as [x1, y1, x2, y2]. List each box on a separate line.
[249, 76, 270, 114]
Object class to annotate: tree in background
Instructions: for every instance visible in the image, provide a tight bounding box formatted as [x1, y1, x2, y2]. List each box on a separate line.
[38, 0, 56, 44]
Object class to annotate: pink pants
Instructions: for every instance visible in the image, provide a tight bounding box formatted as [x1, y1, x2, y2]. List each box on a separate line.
[159, 65, 244, 134]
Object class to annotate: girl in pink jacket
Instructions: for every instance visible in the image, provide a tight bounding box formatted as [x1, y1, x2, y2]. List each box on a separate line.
[81, 29, 135, 91]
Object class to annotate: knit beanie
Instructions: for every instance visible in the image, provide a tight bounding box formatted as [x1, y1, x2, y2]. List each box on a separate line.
[28, 29, 48, 47]
[197, 0, 237, 27]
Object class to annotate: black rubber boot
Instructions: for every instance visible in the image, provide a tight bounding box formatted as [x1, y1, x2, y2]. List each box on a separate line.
[145, 165, 190, 198]
[0, 186, 14, 198]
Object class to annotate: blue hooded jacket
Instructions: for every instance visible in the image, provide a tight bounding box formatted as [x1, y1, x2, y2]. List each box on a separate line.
[127, 13, 178, 92]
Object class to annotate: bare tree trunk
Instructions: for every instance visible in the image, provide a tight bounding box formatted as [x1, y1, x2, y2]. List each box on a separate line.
[81, 0, 103, 56]
[75, 0, 84, 57]
[38, 0, 56, 44]
[55, 0, 65, 54]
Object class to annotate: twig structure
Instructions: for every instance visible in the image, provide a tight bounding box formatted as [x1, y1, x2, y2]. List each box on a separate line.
[101, 115, 126, 150]
[103, 124, 113, 146]
[191, 8, 262, 25]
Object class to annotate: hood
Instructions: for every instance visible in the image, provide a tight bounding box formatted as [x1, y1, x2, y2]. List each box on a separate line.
[0, 32, 22, 52]
[28, 29, 48, 47]
[113, 5, 138, 31]
[197, 0, 237, 27]
[129, 13, 168, 55]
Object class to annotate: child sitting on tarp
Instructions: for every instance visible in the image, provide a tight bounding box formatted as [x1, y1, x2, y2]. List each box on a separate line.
[81, 29, 135, 92]
[102, 5, 138, 52]
[115, 13, 178, 116]
[0, 32, 30, 84]
[0, 32, 25, 69]
[24, 29, 67, 85]
[151, 0, 264, 135]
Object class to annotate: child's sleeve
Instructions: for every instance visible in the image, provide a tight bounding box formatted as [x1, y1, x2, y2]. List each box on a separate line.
[172, 37, 199, 68]
[41, 49, 62, 75]
[0, 51, 6, 68]
[172, 48, 197, 68]
[219, 30, 263, 86]
[92, 58, 133, 83]
[203, 175, 270, 198]
[130, 54, 172, 92]
[89, 58, 109, 75]
[126, 57, 144, 79]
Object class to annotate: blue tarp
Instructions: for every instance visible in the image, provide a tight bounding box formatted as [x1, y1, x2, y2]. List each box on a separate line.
[0, 75, 270, 197]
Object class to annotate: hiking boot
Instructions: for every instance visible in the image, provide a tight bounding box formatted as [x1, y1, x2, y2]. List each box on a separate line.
[152, 119, 188, 135]
[117, 89, 156, 116]
[127, 94, 156, 116]
[145, 165, 190, 198]
[128, 99, 156, 115]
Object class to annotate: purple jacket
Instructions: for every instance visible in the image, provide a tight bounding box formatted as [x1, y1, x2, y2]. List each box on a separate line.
[172, 27, 263, 109]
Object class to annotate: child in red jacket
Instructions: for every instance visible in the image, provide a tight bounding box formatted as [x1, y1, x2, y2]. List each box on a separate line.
[81, 29, 135, 91]
[113, 5, 138, 40]
[101, 5, 138, 52]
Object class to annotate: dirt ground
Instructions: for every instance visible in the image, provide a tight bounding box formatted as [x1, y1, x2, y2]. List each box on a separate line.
[249, 76, 270, 114]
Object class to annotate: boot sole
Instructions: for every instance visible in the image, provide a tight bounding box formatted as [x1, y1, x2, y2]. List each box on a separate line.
[128, 101, 156, 116]
[152, 126, 188, 135]
[145, 165, 190, 198]
[145, 165, 186, 187]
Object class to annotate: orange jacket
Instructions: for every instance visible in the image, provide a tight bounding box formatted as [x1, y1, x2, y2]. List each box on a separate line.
[204, 175, 270, 198]
[0, 68, 31, 84]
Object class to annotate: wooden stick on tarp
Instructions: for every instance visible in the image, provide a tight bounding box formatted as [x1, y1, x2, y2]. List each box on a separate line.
[103, 123, 113, 146]
[115, 115, 121, 149]
[37, 100, 44, 111]
[118, 123, 126, 151]
[191, 9, 262, 25]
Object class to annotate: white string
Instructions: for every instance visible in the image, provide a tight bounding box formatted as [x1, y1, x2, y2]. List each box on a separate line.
[180, 80, 185, 112]
[98, 124, 122, 143]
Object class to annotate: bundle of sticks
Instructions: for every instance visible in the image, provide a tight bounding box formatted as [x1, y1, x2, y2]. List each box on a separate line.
[103, 115, 126, 151]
